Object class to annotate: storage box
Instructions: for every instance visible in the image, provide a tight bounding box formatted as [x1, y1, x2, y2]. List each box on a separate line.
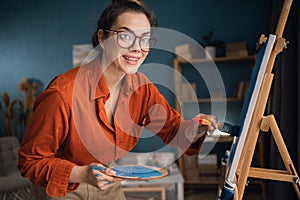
[198, 154, 218, 175]
[184, 168, 200, 181]
[183, 154, 198, 169]
[199, 164, 218, 175]
[226, 41, 248, 57]
[175, 43, 205, 60]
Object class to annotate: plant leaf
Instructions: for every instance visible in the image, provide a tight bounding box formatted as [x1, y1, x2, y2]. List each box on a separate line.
[2, 92, 10, 108]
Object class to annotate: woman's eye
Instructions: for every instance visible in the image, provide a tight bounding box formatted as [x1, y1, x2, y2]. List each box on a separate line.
[140, 37, 150, 44]
[119, 33, 132, 41]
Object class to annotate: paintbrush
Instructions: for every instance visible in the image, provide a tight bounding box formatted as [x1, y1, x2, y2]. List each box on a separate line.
[192, 117, 211, 126]
[192, 117, 231, 136]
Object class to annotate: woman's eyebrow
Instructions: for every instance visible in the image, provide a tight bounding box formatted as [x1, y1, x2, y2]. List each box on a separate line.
[118, 26, 130, 31]
[118, 26, 151, 35]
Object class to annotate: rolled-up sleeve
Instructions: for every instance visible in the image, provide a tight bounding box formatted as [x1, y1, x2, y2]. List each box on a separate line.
[144, 83, 205, 155]
[18, 89, 78, 197]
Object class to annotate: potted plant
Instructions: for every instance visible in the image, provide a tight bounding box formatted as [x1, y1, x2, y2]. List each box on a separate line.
[0, 78, 43, 140]
[0, 92, 18, 137]
[201, 31, 224, 58]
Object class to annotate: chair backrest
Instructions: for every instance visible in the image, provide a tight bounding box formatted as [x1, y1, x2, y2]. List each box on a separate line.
[0, 136, 20, 176]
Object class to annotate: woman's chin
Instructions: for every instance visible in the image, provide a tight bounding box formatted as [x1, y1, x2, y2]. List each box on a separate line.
[126, 67, 139, 74]
[122, 64, 140, 74]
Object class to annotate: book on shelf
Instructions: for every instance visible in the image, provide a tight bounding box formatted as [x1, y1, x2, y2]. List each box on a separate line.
[176, 52, 195, 61]
[175, 43, 205, 61]
[181, 82, 197, 101]
[236, 81, 245, 99]
[243, 81, 249, 98]
[234, 80, 249, 99]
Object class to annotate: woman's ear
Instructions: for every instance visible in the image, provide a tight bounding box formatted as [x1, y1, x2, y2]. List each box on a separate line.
[97, 30, 105, 49]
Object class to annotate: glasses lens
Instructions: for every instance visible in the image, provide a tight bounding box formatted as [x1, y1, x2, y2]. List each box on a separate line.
[115, 30, 156, 52]
[140, 36, 156, 52]
[117, 31, 135, 48]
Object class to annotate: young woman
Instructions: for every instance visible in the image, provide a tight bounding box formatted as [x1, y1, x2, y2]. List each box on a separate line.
[18, 0, 217, 199]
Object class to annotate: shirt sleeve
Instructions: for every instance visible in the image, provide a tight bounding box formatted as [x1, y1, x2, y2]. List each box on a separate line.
[144, 83, 206, 155]
[18, 89, 79, 197]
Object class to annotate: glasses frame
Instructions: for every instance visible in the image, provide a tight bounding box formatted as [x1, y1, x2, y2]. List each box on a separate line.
[103, 29, 157, 52]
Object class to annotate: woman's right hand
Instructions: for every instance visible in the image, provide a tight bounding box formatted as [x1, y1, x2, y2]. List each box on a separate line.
[69, 163, 124, 190]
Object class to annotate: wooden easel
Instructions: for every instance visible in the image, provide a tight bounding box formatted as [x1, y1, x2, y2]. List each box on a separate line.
[233, 0, 300, 199]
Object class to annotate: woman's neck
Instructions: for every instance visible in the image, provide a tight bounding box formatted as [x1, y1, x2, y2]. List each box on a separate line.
[105, 69, 124, 89]
[101, 58, 125, 90]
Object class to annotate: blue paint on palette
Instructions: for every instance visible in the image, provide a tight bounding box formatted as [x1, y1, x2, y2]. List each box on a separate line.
[112, 166, 162, 178]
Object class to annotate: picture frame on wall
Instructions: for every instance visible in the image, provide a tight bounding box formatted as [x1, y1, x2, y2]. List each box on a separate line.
[72, 43, 93, 67]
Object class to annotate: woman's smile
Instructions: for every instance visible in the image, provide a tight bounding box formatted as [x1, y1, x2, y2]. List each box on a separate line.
[122, 54, 141, 65]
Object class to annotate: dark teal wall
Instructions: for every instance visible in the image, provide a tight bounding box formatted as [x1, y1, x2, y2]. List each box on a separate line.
[0, 0, 270, 144]
[0, 0, 269, 98]
[0, 0, 110, 97]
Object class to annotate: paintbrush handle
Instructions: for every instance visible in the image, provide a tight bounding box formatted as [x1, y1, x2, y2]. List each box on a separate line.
[192, 117, 211, 126]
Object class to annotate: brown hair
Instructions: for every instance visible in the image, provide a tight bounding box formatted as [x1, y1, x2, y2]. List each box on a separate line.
[92, 0, 157, 47]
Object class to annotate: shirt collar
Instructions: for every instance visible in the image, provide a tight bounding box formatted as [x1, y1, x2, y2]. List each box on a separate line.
[84, 57, 134, 100]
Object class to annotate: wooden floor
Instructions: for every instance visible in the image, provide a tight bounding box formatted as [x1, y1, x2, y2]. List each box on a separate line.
[125, 184, 264, 200]
[185, 184, 264, 200]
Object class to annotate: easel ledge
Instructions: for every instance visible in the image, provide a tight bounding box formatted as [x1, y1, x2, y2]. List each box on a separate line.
[233, 0, 300, 199]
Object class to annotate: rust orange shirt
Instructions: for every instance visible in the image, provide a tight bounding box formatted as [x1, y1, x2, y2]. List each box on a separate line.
[18, 57, 205, 197]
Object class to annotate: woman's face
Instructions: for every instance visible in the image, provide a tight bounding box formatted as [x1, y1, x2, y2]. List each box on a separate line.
[101, 12, 151, 74]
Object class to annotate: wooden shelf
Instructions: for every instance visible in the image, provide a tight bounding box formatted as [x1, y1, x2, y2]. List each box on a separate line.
[176, 55, 256, 64]
[205, 136, 234, 143]
[181, 97, 244, 103]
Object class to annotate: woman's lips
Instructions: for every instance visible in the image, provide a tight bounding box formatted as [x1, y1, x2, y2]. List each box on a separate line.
[123, 55, 140, 65]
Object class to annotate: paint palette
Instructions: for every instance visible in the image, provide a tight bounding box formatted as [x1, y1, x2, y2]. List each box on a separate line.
[92, 165, 169, 180]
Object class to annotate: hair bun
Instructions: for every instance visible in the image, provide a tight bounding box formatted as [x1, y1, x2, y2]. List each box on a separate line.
[112, 0, 144, 7]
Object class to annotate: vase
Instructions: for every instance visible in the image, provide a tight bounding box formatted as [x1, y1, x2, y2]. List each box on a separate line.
[205, 46, 216, 59]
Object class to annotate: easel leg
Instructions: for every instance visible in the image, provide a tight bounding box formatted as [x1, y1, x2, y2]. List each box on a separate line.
[257, 134, 267, 199]
[233, 186, 239, 200]
[268, 115, 300, 198]
[236, 124, 267, 199]
[236, 128, 260, 200]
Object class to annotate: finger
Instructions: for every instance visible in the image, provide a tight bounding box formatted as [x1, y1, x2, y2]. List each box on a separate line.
[92, 167, 106, 178]
[196, 114, 217, 123]
[100, 181, 116, 190]
[211, 118, 218, 129]
[90, 164, 118, 178]
[90, 163, 107, 172]
[95, 173, 106, 182]
[196, 130, 208, 138]
[97, 171, 120, 184]
[97, 180, 111, 188]
[91, 164, 113, 178]
[205, 115, 217, 130]
[105, 168, 117, 176]
[196, 114, 217, 133]
[209, 120, 218, 131]
[197, 125, 208, 134]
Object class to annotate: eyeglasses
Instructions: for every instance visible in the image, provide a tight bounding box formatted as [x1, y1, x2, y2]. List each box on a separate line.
[104, 29, 157, 52]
